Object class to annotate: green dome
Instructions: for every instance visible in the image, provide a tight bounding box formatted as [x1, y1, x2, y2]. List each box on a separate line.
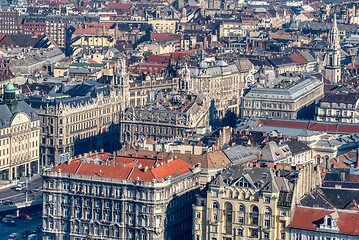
[4, 83, 15, 93]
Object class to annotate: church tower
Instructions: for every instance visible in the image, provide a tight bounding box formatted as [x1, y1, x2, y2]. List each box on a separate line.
[325, 14, 341, 84]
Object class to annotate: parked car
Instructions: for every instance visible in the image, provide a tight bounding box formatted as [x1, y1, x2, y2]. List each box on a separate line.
[8, 233, 17, 240]
[2, 217, 15, 224]
[4, 200, 14, 205]
[27, 234, 36, 240]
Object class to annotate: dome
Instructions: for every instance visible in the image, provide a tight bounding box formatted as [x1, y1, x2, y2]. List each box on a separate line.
[198, 60, 208, 69]
[4, 83, 16, 93]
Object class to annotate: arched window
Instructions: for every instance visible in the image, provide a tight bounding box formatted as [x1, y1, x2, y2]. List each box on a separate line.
[252, 206, 259, 214]
[213, 201, 219, 209]
[327, 217, 332, 227]
[239, 204, 245, 212]
[264, 207, 271, 215]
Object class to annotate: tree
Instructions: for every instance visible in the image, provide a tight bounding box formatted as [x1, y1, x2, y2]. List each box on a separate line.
[222, 110, 237, 128]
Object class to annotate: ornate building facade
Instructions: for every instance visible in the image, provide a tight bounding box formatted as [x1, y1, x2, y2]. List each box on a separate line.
[26, 62, 129, 166]
[42, 151, 201, 240]
[120, 93, 209, 145]
[193, 165, 293, 240]
[0, 83, 40, 180]
[325, 14, 341, 84]
[184, 52, 253, 122]
[241, 77, 324, 119]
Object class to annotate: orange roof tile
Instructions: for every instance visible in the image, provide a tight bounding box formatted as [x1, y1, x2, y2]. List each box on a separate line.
[290, 206, 359, 236]
[73, 29, 97, 35]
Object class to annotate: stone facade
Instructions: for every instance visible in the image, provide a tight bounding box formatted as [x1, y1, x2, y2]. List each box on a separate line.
[0, 83, 40, 180]
[193, 165, 293, 240]
[241, 77, 324, 119]
[26, 74, 128, 166]
[186, 55, 252, 122]
[120, 93, 209, 145]
[325, 14, 341, 84]
[315, 92, 359, 123]
[42, 153, 201, 240]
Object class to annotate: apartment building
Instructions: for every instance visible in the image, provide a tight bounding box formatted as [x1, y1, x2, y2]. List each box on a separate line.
[42, 151, 201, 240]
[315, 92, 359, 123]
[0, 11, 20, 34]
[0, 83, 40, 180]
[193, 165, 293, 240]
[26, 71, 129, 166]
[241, 77, 324, 120]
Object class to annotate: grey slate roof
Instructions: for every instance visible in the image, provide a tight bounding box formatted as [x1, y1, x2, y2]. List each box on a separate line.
[211, 165, 293, 193]
[0, 100, 39, 129]
[223, 145, 258, 165]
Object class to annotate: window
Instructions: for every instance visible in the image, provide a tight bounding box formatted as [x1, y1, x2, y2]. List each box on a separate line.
[239, 204, 245, 212]
[265, 207, 271, 215]
[264, 232, 270, 239]
[212, 202, 219, 209]
[195, 224, 200, 230]
[281, 210, 287, 216]
[252, 229, 258, 238]
[237, 229, 243, 236]
[210, 225, 217, 233]
[213, 214, 218, 222]
[238, 217, 244, 224]
[264, 196, 270, 203]
[281, 233, 285, 240]
[212, 191, 218, 197]
[196, 212, 201, 218]
[86, 210, 91, 220]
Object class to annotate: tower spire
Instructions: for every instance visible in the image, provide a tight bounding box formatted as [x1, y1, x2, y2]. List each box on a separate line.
[330, 13, 340, 50]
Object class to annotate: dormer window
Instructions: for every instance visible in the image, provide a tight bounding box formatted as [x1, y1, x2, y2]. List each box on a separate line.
[318, 213, 339, 231]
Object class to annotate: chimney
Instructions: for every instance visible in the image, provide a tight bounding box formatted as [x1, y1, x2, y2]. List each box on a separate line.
[100, 149, 104, 153]
[144, 166, 148, 173]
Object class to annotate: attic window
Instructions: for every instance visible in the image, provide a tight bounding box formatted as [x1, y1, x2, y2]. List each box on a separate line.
[262, 173, 268, 179]
[275, 152, 280, 156]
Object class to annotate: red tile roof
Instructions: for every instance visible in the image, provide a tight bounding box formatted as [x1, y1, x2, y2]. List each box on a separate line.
[51, 152, 193, 182]
[291, 53, 307, 64]
[82, 22, 115, 28]
[290, 206, 359, 236]
[257, 119, 359, 134]
[73, 29, 97, 35]
[146, 50, 198, 64]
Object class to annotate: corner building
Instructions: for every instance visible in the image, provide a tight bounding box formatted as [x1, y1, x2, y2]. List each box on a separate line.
[193, 165, 293, 240]
[0, 83, 40, 180]
[42, 151, 200, 240]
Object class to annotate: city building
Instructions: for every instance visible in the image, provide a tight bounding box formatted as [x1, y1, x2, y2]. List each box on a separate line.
[0, 11, 20, 34]
[26, 66, 129, 166]
[0, 83, 40, 180]
[193, 165, 293, 240]
[259, 140, 313, 166]
[325, 14, 342, 84]
[45, 21, 66, 48]
[42, 150, 201, 240]
[187, 53, 252, 121]
[241, 77, 324, 120]
[120, 93, 209, 145]
[290, 206, 359, 240]
[315, 92, 359, 123]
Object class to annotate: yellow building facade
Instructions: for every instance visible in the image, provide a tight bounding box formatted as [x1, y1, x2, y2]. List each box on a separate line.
[193, 165, 293, 240]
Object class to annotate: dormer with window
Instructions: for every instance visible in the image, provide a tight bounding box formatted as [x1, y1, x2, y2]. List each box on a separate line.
[318, 213, 339, 232]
